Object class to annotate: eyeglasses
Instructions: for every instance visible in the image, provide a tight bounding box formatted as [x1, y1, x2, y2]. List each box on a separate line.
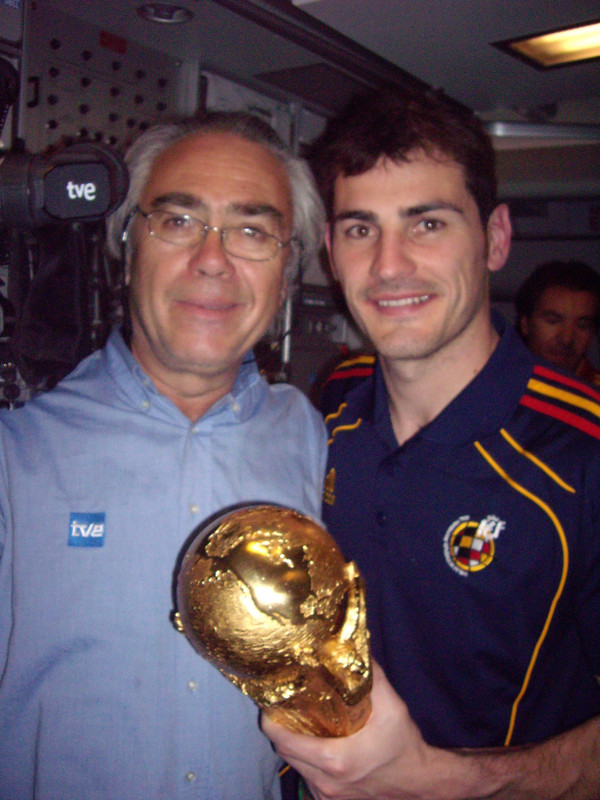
[134, 206, 294, 262]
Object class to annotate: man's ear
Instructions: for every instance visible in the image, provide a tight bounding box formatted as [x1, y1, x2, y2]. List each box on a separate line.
[324, 223, 339, 281]
[486, 203, 512, 274]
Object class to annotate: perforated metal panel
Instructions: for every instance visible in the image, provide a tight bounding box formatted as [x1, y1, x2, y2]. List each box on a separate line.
[21, 4, 185, 153]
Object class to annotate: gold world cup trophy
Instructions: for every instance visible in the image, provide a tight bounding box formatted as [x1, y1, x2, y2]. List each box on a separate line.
[173, 504, 372, 737]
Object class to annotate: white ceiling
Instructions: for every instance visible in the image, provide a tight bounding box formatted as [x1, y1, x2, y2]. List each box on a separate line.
[290, 0, 600, 124]
[42, 0, 600, 129]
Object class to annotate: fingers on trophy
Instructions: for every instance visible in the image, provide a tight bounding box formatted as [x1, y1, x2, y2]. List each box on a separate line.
[174, 504, 372, 737]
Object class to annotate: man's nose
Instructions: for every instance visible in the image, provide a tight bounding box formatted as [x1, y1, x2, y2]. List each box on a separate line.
[558, 323, 576, 347]
[370, 230, 416, 280]
[187, 227, 234, 277]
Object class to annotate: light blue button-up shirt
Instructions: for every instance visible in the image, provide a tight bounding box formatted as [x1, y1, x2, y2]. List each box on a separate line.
[0, 329, 327, 800]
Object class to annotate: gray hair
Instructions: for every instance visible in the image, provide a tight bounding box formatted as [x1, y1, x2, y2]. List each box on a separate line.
[106, 111, 325, 283]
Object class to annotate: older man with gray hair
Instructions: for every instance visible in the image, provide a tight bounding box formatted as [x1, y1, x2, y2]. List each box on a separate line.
[0, 111, 327, 800]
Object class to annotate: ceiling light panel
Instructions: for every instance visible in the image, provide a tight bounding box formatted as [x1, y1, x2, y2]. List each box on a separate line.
[496, 19, 600, 68]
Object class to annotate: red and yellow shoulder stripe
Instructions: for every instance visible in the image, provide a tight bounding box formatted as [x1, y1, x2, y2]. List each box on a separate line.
[521, 364, 600, 439]
[322, 354, 376, 386]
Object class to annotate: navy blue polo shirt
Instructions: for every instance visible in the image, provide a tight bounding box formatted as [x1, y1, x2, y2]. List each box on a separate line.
[322, 315, 600, 749]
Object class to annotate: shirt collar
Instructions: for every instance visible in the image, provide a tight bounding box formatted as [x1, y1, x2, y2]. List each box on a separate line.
[104, 328, 266, 424]
[369, 310, 535, 446]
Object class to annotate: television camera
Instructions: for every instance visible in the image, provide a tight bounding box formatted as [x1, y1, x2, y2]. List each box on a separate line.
[0, 140, 129, 405]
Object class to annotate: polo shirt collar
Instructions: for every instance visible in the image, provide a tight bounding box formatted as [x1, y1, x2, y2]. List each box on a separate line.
[371, 311, 535, 446]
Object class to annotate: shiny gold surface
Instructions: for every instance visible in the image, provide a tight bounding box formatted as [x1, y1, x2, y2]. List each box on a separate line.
[175, 504, 372, 736]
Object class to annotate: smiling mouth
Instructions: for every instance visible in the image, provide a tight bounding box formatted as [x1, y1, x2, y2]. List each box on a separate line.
[375, 294, 431, 308]
[178, 298, 239, 311]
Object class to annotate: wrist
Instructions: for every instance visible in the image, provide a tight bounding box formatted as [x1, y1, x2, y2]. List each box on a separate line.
[419, 747, 505, 800]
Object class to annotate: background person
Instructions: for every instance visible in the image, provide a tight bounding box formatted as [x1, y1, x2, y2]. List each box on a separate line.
[263, 88, 600, 800]
[515, 258, 600, 383]
[0, 111, 327, 799]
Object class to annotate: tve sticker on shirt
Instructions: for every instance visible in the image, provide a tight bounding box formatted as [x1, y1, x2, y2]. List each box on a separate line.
[68, 512, 106, 547]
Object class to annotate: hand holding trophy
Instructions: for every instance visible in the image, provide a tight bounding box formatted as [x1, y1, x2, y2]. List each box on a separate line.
[174, 504, 372, 737]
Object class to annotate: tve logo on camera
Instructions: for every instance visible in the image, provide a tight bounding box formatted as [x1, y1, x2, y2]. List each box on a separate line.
[68, 512, 106, 547]
[66, 181, 97, 201]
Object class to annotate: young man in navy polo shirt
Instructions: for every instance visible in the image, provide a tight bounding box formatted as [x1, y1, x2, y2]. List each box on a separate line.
[263, 88, 600, 799]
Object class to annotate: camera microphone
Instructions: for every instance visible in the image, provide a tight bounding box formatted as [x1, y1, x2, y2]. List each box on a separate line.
[0, 141, 129, 227]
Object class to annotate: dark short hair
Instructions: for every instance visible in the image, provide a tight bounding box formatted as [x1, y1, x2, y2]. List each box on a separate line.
[515, 260, 600, 328]
[310, 86, 498, 224]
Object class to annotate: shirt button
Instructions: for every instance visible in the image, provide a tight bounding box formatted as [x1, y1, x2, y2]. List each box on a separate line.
[376, 510, 387, 526]
[185, 771, 196, 783]
[140, 400, 150, 411]
[187, 679, 198, 692]
[190, 504, 199, 515]
[231, 401, 240, 413]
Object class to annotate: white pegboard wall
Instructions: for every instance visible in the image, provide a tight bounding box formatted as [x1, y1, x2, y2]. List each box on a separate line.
[20, 4, 187, 154]
[202, 71, 292, 147]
